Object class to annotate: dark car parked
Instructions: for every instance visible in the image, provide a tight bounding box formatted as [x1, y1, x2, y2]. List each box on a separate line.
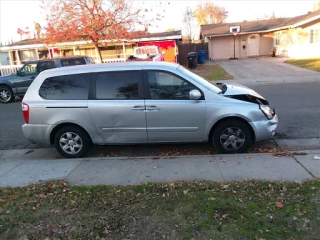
[0, 56, 95, 103]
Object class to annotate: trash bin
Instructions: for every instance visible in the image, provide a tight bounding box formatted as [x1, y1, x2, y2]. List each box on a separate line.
[187, 52, 198, 69]
[197, 50, 206, 64]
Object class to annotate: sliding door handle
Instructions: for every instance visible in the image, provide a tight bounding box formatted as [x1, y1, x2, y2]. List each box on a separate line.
[131, 106, 145, 111]
[146, 105, 161, 111]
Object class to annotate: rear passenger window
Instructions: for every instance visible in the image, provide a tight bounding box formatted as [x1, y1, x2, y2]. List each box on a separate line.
[95, 71, 142, 100]
[37, 61, 55, 73]
[39, 73, 91, 100]
[60, 58, 86, 66]
[86, 57, 95, 64]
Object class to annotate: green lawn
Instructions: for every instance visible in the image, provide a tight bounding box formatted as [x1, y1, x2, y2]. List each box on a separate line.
[285, 58, 320, 72]
[190, 65, 234, 81]
[1, 180, 320, 239]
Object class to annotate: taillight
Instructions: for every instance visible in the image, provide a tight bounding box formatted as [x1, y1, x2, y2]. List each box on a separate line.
[22, 102, 29, 124]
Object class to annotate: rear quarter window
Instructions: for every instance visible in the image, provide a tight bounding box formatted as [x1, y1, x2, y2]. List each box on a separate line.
[39, 73, 91, 100]
[60, 58, 86, 67]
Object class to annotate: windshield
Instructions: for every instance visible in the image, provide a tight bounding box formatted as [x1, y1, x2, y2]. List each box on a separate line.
[176, 65, 222, 93]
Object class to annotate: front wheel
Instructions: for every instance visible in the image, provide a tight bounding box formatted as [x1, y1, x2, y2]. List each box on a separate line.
[54, 126, 91, 158]
[212, 120, 253, 154]
[0, 86, 15, 103]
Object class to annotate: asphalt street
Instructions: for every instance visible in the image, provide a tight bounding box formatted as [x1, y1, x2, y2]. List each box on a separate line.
[0, 81, 319, 151]
[251, 82, 320, 139]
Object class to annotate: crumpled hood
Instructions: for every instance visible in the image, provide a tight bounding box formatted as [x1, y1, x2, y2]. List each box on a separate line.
[218, 82, 269, 105]
[0, 73, 14, 82]
[223, 83, 265, 99]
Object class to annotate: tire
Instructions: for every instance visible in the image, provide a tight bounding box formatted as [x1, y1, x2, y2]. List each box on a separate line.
[0, 86, 15, 103]
[212, 119, 253, 154]
[54, 126, 91, 158]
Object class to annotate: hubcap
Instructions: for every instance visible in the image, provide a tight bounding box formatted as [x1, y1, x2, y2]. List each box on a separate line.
[59, 132, 83, 155]
[0, 89, 11, 102]
[220, 127, 245, 150]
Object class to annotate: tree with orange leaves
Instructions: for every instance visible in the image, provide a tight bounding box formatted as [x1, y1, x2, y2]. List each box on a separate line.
[42, 0, 163, 63]
[195, 2, 228, 25]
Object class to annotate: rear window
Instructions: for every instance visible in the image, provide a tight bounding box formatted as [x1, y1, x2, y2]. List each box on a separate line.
[39, 73, 91, 100]
[60, 58, 86, 67]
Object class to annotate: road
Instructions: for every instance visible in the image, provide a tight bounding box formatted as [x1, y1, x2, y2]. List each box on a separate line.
[0, 82, 319, 151]
[251, 82, 320, 139]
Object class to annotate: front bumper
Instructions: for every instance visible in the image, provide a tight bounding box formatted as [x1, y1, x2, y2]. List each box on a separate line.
[250, 114, 278, 142]
[22, 124, 52, 145]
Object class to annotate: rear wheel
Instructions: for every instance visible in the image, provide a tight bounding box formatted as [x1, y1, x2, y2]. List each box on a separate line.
[0, 86, 15, 103]
[212, 119, 253, 154]
[54, 126, 91, 158]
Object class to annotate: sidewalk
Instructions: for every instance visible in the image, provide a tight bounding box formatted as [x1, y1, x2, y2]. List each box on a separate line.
[1, 148, 320, 187]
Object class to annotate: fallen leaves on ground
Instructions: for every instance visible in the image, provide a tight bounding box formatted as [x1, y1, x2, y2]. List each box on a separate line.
[98, 152, 119, 157]
[1, 180, 320, 239]
[275, 202, 284, 208]
[248, 146, 284, 153]
[149, 148, 216, 157]
[273, 152, 293, 157]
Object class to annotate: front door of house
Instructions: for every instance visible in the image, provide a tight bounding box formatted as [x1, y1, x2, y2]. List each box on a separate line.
[247, 34, 260, 56]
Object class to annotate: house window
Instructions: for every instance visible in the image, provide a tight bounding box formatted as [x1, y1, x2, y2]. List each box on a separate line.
[310, 29, 320, 43]
[275, 32, 281, 45]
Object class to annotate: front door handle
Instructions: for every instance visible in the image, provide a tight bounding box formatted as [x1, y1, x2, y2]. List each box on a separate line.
[30, 76, 35, 80]
[131, 106, 145, 111]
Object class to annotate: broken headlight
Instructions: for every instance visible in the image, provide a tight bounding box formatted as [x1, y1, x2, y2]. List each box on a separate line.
[260, 105, 274, 120]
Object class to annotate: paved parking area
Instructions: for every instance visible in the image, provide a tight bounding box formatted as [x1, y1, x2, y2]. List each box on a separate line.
[213, 57, 320, 84]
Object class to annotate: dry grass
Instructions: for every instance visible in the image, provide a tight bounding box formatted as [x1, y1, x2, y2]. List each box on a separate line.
[190, 65, 234, 81]
[285, 58, 320, 72]
[1, 180, 320, 239]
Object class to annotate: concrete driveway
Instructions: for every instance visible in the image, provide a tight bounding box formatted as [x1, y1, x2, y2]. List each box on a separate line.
[214, 57, 320, 84]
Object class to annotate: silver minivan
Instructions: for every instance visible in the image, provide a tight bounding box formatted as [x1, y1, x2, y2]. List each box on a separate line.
[22, 62, 278, 158]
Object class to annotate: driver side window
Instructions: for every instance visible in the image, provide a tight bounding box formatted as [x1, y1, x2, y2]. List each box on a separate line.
[147, 71, 196, 100]
[20, 63, 38, 75]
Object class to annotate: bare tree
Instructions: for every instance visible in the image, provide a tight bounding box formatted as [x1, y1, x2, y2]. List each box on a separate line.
[182, 7, 195, 43]
[195, 2, 228, 25]
[255, 12, 277, 20]
[165, 28, 176, 32]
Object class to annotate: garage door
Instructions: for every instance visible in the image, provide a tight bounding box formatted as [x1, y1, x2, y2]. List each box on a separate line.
[209, 36, 240, 60]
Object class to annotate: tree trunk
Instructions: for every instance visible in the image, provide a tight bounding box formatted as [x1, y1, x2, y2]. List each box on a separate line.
[93, 42, 103, 63]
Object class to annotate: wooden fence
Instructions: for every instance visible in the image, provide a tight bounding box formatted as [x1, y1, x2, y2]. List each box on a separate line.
[177, 42, 209, 65]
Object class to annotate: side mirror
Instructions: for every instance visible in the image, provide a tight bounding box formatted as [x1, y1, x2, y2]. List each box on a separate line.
[16, 70, 20, 76]
[189, 89, 202, 100]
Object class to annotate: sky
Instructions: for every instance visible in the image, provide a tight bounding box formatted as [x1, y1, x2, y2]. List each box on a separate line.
[0, 0, 317, 43]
